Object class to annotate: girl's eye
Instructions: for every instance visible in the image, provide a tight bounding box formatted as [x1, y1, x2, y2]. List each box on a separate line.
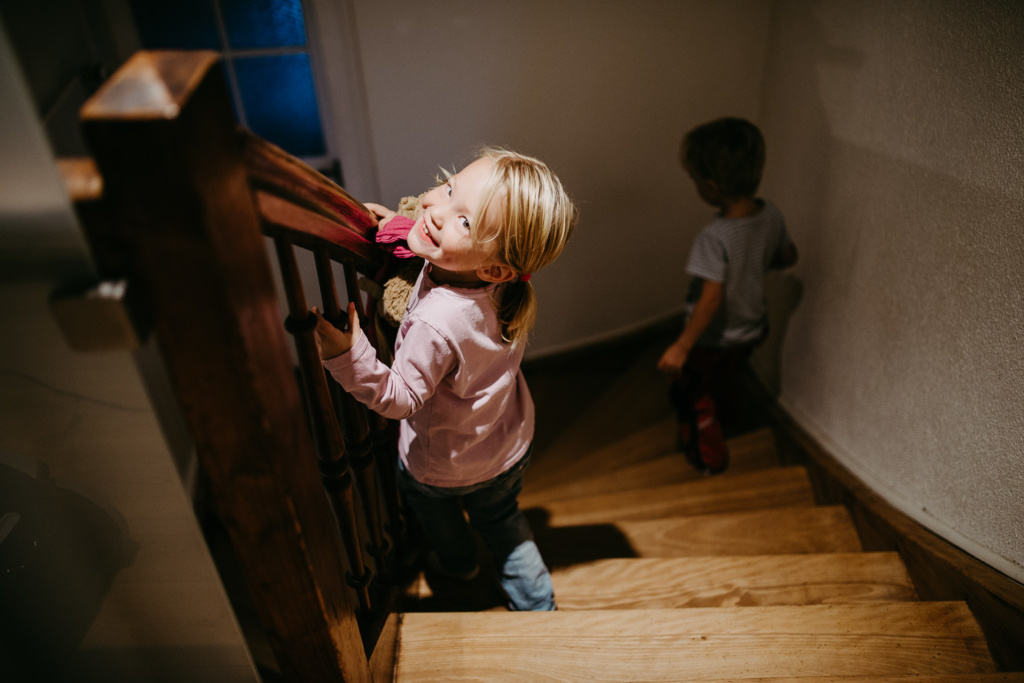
[460, 217, 470, 230]
[445, 182, 453, 197]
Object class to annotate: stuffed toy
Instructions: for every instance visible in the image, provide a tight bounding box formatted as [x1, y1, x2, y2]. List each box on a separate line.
[369, 192, 426, 327]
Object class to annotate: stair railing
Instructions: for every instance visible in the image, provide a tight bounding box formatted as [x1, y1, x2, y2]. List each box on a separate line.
[62, 50, 405, 683]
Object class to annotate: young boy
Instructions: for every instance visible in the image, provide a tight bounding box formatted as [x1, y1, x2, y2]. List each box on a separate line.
[658, 117, 798, 474]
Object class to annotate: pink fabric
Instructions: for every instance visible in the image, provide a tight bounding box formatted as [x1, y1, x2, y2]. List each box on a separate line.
[323, 265, 533, 487]
[374, 215, 418, 259]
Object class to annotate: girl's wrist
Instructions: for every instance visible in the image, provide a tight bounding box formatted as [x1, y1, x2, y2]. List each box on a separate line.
[322, 331, 359, 360]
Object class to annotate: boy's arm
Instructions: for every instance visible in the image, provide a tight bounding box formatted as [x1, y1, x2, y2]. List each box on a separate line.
[657, 279, 723, 375]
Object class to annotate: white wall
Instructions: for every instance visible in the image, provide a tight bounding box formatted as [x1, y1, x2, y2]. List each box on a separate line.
[348, 0, 774, 353]
[755, 0, 1024, 581]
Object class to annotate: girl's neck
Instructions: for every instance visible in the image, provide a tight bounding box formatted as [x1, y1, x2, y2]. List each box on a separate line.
[427, 263, 489, 288]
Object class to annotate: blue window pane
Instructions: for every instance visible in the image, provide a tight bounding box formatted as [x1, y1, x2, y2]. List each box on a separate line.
[234, 54, 325, 157]
[130, 0, 220, 50]
[221, 0, 307, 49]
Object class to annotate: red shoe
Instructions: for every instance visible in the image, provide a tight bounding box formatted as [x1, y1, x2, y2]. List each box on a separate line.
[694, 414, 729, 474]
[678, 419, 728, 474]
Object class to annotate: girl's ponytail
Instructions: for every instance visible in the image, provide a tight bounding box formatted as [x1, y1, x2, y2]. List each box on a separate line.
[497, 278, 537, 347]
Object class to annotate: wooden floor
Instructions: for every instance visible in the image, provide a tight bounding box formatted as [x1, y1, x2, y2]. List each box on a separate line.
[396, 327, 1020, 681]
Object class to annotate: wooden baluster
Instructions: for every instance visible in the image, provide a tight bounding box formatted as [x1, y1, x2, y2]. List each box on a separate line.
[340, 258, 362, 318]
[340, 258, 408, 564]
[314, 248, 392, 581]
[272, 235, 372, 616]
[370, 415, 406, 567]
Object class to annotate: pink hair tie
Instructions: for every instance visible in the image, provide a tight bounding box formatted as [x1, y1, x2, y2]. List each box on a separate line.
[518, 273, 532, 282]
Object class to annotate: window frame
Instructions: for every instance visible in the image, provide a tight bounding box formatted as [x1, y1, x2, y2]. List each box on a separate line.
[301, 0, 380, 200]
[113, 0, 380, 199]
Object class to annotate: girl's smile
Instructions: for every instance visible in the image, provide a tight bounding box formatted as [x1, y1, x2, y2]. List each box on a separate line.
[417, 217, 439, 248]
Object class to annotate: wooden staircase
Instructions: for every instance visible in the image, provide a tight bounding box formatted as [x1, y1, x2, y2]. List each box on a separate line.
[64, 51, 1023, 682]
[392, 340, 1021, 681]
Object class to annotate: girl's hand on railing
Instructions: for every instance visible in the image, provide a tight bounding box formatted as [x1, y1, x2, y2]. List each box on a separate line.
[364, 202, 397, 230]
[313, 302, 361, 360]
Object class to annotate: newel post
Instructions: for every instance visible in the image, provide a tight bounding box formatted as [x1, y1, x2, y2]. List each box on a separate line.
[78, 51, 370, 682]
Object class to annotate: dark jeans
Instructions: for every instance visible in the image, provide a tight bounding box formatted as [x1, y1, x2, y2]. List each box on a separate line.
[397, 449, 556, 610]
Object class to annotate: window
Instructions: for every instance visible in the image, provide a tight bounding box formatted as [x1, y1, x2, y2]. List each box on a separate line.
[129, 0, 339, 181]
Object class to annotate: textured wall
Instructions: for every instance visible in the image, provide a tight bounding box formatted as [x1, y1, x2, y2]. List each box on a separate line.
[349, 0, 774, 353]
[754, 0, 1024, 580]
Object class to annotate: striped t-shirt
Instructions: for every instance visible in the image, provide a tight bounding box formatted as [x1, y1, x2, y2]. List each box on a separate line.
[685, 199, 792, 347]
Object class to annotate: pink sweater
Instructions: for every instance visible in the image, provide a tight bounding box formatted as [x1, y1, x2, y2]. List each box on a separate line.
[323, 265, 534, 487]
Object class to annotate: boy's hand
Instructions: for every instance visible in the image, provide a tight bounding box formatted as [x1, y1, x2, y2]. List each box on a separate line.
[657, 342, 689, 376]
[659, 280, 722, 375]
[364, 202, 397, 230]
[313, 302, 361, 360]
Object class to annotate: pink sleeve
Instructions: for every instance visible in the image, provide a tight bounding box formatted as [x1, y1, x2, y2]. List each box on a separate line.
[375, 215, 418, 259]
[322, 321, 454, 420]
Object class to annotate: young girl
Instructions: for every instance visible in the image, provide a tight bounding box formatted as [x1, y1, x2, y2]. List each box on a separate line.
[314, 148, 577, 611]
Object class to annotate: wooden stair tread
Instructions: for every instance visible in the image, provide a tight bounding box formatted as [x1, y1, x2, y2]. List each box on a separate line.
[526, 417, 679, 495]
[404, 510, 865, 612]
[535, 505, 863, 566]
[525, 342, 675, 477]
[526, 465, 815, 527]
[550, 552, 917, 609]
[395, 603, 996, 681]
[522, 426, 778, 504]
[696, 676, 1024, 683]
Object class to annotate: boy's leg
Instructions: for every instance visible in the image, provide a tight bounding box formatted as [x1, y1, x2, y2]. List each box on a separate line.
[712, 331, 765, 430]
[692, 392, 728, 473]
[397, 463, 480, 577]
[668, 372, 700, 465]
[672, 347, 730, 473]
[462, 451, 556, 611]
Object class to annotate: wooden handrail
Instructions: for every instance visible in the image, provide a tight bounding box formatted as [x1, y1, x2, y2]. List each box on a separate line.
[240, 106, 407, 589]
[254, 189, 383, 273]
[68, 49, 405, 682]
[242, 130, 385, 273]
[242, 129, 377, 235]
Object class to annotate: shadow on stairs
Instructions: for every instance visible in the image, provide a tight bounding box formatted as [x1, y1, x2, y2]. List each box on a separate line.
[394, 328, 1021, 681]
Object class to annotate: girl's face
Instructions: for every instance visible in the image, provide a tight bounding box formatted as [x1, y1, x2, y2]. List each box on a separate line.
[407, 157, 507, 286]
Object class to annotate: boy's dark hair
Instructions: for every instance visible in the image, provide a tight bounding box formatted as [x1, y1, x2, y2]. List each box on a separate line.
[680, 117, 766, 197]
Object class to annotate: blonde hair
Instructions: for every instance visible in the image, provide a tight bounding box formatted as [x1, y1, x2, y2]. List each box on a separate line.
[470, 148, 578, 348]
